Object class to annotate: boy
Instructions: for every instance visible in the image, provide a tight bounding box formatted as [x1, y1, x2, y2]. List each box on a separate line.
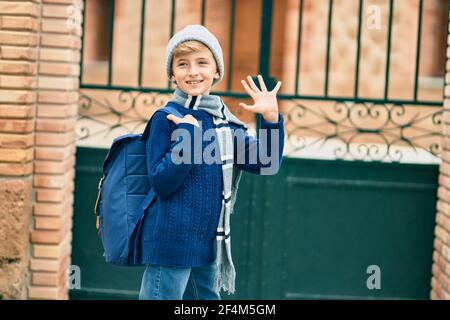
[139, 24, 284, 300]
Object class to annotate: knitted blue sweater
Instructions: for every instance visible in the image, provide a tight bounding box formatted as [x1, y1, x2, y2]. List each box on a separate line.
[141, 102, 284, 267]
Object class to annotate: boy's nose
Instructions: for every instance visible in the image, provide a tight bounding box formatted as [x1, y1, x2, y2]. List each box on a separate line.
[188, 65, 200, 75]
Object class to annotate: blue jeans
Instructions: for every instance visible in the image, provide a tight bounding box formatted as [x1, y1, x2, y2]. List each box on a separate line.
[138, 261, 222, 300]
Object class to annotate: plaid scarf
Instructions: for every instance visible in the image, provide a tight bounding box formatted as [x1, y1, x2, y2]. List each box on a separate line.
[170, 87, 247, 295]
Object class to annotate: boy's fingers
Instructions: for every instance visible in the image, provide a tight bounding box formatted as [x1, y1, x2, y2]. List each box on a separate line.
[239, 102, 253, 112]
[184, 115, 196, 121]
[167, 114, 200, 127]
[271, 81, 282, 94]
[241, 80, 255, 98]
[257, 75, 268, 91]
[247, 75, 261, 92]
[184, 115, 200, 127]
[166, 114, 180, 124]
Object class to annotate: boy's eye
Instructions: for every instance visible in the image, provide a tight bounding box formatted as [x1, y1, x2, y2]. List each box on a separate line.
[176, 61, 208, 67]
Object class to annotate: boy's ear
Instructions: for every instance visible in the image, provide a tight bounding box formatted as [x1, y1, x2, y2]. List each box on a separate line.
[214, 73, 220, 79]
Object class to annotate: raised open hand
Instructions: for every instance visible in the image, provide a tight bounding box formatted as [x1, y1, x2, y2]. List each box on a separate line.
[239, 75, 282, 123]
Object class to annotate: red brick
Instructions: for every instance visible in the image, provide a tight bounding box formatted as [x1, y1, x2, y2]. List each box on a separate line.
[42, 5, 72, 18]
[0, 90, 36, 103]
[39, 61, 80, 76]
[445, 99, 450, 110]
[0, 16, 39, 31]
[0, 147, 33, 162]
[30, 256, 69, 273]
[446, 86, 450, 99]
[0, 45, 37, 61]
[438, 186, 448, 202]
[439, 175, 450, 192]
[0, 61, 37, 75]
[0, 75, 37, 89]
[32, 272, 59, 286]
[28, 286, 59, 300]
[433, 262, 450, 294]
[35, 145, 75, 161]
[34, 199, 72, 217]
[38, 91, 78, 104]
[431, 289, 439, 300]
[38, 76, 79, 90]
[30, 230, 63, 244]
[431, 277, 444, 299]
[34, 217, 63, 230]
[437, 212, 450, 234]
[0, 161, 33, 176]
[33, 241, 68, 258]
[440, 161, 450, 178]
[0, 30, 38, 46]
[41, 34, 81, 50]
[34, 173, 72, 188]
[34, 157, 74, 174]
[37, 104, 78, 118]
[0, 132, 34, 148]
[36, 117, 76, 133]
[39, 47, 80, 63]
[435, 225, 449, 245]
[30, 258, 60, 272]
[33, 245, 58, 259]
[0, 104, 35, 118]
[0, 2, 40, 17]
[0, 119, 34, 133]
[35, 185, 73, 202]
[35, 131, 76, 147]
[41, 18, 80, 35]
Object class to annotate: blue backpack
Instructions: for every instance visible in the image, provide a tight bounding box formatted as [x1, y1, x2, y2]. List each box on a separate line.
[93, 104, 181, 266]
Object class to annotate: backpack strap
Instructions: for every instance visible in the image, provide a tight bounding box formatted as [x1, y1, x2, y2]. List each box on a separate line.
[141, 103, 183, 141]
[94, 175, 105, 225]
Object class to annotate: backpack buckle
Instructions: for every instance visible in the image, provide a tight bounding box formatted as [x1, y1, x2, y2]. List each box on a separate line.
[97, 175, 105, 190]
[94, 175, 105, 218]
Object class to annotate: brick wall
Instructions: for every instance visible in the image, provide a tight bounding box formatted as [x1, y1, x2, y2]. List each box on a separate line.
[0, 0, 82, 300]
[0, 0, 40, 300]
[431, 8, 450, 300]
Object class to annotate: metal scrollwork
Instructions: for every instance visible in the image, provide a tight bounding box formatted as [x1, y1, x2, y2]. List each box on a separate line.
[284, 100, 442, 162]
[76, 90, 172, 145]
[77, 90, 442, 162]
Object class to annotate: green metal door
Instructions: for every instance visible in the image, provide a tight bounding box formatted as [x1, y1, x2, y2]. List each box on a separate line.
[71, 149, 438, 299]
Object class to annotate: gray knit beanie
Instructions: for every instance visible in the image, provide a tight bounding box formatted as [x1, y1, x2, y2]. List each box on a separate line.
[165, 24, 224, 85]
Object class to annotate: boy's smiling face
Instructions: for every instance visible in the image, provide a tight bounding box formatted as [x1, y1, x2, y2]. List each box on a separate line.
[171, 44, 220, 96]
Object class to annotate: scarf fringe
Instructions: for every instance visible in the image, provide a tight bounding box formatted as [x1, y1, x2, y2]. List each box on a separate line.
[213, 260, 236, 295]
[170, 88, 243, 296]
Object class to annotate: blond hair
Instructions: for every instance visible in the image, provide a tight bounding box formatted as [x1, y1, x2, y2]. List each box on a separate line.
[173, 40, 208, 57]
[171, 40, 218, 77]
